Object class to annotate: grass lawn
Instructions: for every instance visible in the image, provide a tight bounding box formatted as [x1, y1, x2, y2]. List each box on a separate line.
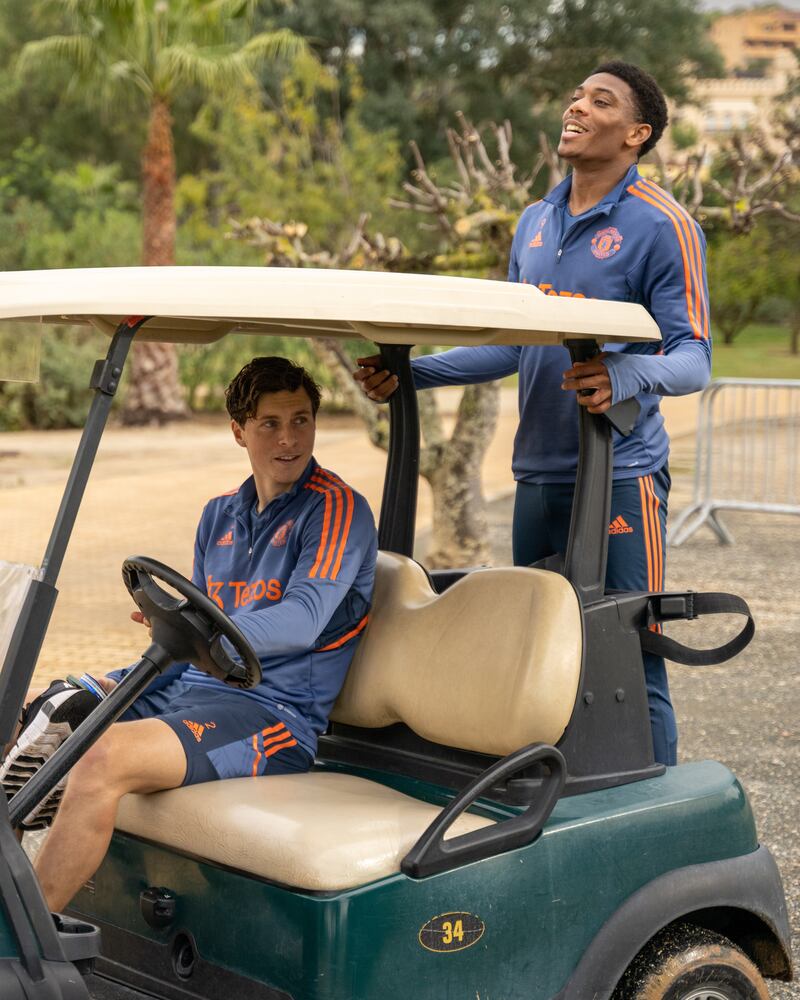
[712, 323, 800, 380]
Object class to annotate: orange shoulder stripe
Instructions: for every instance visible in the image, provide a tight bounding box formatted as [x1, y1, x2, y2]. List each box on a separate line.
[307, 482, 334, 578]
[313, 469, 355, 580]
[639, 180, 709, 340]
[627, 183, 705, 340]
[311, 472, 345, 578]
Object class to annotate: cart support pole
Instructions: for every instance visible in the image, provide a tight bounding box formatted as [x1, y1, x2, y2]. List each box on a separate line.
[376, 343, 419, 557]
[562, 339, 639, 605]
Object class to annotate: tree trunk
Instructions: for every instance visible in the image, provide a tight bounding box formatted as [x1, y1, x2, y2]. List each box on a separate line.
[120, 96, 188, 426]
[422, 383, 501, 568]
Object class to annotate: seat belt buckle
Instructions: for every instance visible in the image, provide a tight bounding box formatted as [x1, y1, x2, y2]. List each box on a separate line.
[648, 592, 697, 625]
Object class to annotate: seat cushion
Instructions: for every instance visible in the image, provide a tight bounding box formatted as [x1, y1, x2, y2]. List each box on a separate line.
[331, 552, 583, 753]
[116, 771, 494, 892]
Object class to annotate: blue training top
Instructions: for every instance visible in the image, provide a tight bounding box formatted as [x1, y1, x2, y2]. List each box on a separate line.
[109, 459, 377, 757]
[412, 163, 712, 484]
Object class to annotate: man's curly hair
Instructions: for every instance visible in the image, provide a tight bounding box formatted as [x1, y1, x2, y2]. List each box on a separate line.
[225, 356, 322, 425]
[590, 61, 668, 158]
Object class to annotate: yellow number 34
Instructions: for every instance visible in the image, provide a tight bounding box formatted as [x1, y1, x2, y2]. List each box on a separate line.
[441, 920, 465, 945]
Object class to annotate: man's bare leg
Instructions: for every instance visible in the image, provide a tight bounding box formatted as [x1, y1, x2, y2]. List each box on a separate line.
[34, 718, 186, 912]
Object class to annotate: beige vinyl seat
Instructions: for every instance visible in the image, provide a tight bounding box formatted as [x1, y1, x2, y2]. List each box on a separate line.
[115, 552, 583, 891]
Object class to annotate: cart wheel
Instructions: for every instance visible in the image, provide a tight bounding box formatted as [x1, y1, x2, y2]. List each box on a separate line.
[613, 922, 769, 1000]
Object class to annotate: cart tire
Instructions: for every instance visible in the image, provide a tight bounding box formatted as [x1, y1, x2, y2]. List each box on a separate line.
[612, 922, 769, 1000]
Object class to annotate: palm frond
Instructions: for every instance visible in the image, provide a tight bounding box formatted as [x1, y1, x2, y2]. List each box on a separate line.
[239, 29, 309, 66]
[155, 30, 308, 95]
[156, 44, 233, 93]
[16, 34, 99, 78]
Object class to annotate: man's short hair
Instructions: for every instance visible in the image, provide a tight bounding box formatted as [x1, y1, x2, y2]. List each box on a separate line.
[225, 356, 322, 425]
[590, 61, 668, 158]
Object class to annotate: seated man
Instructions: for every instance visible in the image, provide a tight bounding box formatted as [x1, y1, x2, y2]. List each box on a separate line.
[8, 356, 377, 912]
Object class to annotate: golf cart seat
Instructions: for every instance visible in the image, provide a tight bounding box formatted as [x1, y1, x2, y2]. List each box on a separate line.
[115, 552, 583, 890]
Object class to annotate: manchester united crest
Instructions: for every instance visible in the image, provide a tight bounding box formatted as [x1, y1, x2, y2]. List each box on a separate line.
[271, 519, 295, 547]
[591, 227, 623, 260]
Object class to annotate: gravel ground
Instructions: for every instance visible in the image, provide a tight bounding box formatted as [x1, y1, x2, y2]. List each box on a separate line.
[485, 494, 799, 996]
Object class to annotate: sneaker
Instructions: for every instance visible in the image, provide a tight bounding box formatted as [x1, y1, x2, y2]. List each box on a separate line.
[1, 677, 105, 830]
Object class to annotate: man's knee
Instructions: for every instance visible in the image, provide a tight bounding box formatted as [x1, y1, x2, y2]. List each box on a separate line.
[65, 731, 124, 802]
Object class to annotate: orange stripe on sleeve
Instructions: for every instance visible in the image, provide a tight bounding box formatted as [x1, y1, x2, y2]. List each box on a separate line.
[314, 476, 343, 580]
[308, 484, 333, 578]
[314, 470, 357, 582]
[627, 184, 704, 340]
[316, 614, 370, 652]
[330, 484, 354, 581]
[640, 180, 709, 340]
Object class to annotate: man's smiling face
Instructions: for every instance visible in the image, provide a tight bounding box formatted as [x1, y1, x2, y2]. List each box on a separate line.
[232, 388, 316, 501]
[557, 72, 651, 166]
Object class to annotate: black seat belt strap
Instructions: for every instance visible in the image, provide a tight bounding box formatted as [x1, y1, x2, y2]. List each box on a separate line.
[640, 592, 755, 666]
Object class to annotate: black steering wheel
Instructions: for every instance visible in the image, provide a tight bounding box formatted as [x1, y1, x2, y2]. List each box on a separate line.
[122, 556, 262, 689]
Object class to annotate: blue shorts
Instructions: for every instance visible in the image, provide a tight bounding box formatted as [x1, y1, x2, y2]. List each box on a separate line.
[120, 680, 313, 786]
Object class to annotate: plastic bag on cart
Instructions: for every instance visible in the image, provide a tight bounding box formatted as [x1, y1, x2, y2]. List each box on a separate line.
[0, 560, 41, 670]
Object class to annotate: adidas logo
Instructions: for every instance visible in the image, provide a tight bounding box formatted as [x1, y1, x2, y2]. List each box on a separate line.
[216, 530, 233, 546]
[182, 720, 216, 742]
[529, 232, 544, 248]
[609, 516, 634, 535]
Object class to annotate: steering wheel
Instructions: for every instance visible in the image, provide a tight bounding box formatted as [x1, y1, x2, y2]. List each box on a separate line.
[122, 556, 262, 689]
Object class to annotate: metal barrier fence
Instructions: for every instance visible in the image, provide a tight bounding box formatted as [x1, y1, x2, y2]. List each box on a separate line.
[668, 378, 800, 546]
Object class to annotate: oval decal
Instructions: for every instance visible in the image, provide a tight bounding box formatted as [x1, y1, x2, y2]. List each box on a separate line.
[418, 911, 485, 953]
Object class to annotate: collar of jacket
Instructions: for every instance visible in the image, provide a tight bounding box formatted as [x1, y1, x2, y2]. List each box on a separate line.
[543, 162, 640, 216]
[224, 457, 319, 518]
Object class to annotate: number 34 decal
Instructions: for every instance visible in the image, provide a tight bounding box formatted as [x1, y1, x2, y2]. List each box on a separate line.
[418, 912, 485, 953]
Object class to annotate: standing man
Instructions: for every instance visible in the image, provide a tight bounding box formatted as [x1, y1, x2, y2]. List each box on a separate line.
[354, 61, 711, 767]
[9, 356, 377, 911]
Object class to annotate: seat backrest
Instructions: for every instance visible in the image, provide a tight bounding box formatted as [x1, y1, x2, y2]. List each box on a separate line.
[331, 552, 583, 755]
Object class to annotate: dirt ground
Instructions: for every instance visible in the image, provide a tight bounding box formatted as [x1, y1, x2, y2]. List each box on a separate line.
[1, 386, 797, 994]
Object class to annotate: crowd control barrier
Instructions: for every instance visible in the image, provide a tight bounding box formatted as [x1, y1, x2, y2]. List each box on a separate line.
[668, 378, 800, 547]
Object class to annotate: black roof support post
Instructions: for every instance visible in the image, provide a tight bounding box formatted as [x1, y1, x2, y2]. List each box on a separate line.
[0, 316, 149, 750]
[376, 343, 419, 557]
[562, 339, 640, 606]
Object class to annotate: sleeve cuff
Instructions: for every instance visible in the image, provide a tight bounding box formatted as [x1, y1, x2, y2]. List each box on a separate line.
[603, 353, 639, 404]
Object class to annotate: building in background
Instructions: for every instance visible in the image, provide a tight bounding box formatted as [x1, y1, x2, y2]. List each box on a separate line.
[710, 5, 799, 74]
[661, 5, 797, 157]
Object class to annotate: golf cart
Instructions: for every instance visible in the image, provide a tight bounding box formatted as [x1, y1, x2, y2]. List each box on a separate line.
[0, 266, 792, 1000]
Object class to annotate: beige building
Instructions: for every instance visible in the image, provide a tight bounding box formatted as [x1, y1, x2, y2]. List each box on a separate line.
[669, 72, 789, 152]
[661, 6, 797, 155]
[710, 5, 799, 74]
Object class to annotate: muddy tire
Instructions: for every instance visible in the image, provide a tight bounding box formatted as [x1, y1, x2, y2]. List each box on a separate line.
[612, 922, 769, 1000]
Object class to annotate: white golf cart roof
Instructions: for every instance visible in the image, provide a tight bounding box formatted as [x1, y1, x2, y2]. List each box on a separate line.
[0, 267, 661, 346]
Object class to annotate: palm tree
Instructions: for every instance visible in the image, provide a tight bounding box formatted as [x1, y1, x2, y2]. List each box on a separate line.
[18, 0, 309, 424]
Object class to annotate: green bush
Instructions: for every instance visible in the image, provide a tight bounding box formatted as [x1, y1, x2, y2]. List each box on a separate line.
[178, 335, 352, 413]
[0, 326, 108, 430]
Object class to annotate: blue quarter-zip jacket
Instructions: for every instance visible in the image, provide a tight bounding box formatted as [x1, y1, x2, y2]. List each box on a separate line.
[413, 164, 712, 483]
[109, 459, 377, 756]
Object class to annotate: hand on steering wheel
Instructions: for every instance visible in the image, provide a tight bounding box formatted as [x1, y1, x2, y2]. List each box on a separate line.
[122, 556, 262, 689]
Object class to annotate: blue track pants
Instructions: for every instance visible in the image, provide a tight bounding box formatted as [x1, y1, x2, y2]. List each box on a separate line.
[512, 465, 677, 766]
